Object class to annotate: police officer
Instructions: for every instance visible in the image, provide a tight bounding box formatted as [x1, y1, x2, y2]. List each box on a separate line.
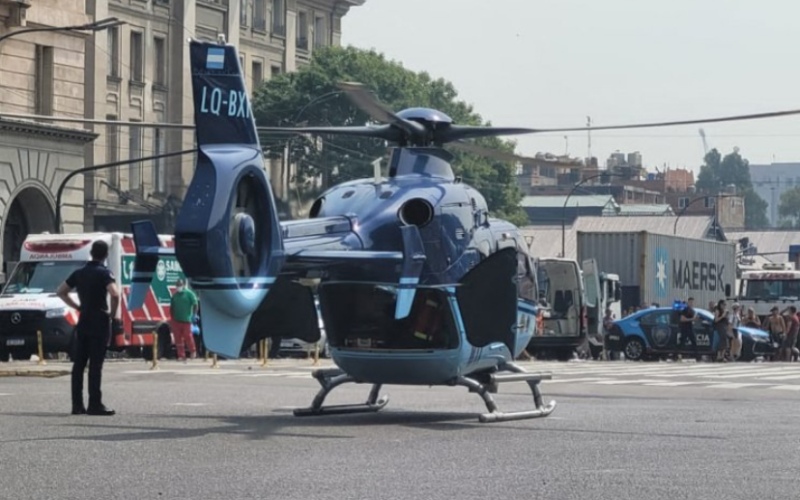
[56, 240, 119, 416]
[679, 297, 700, 361]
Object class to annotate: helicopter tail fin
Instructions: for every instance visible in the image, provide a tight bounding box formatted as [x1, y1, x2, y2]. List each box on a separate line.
[168, 40, 285, 359]
[128, 220, 175, 310]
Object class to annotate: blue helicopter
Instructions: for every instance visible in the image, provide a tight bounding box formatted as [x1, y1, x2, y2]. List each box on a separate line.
[127, 38, 554, 423]
[125, 39, 800, 423]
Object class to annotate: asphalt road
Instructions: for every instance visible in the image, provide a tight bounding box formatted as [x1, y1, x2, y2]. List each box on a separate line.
[1, 358, 798, 500]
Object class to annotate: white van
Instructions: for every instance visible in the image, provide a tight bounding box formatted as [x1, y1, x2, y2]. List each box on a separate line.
[526, 258, 602, 360]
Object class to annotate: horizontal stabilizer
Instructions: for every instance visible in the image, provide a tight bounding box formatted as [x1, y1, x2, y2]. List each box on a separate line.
[129, 220, 175, 310]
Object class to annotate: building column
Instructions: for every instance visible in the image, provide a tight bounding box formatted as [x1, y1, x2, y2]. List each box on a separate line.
[167, 0, 197, 203]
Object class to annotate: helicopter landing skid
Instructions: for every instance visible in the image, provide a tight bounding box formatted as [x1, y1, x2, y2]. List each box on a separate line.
[293, 368, 388, 417]
[458, 362, 556, 423]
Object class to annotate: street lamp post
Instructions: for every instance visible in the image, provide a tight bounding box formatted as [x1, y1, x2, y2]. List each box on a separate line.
[672, 193, 736, 236]
[561, 171, 631, 258]
[0, 17, 125, 45]
[55, 149, 197, 233]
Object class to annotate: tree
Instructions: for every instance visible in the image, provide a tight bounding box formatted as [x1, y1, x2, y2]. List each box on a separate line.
[252, 46, 528, 226]
[695, 148, 768, 229]
[778, 186, 800, 227]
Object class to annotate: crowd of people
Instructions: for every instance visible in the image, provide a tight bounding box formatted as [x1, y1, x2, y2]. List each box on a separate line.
[605, 298, 800, 363]
[702, 299, 798, 362]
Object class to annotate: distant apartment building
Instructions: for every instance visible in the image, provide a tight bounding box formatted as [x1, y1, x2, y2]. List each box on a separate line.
[749, 162, 800, 227]
[516, 154, 588, 193]
[0, 0, 97, 279]
[84, 0, 365, 232]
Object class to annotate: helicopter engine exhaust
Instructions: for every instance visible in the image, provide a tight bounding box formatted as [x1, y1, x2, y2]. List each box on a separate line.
[398, 198, 433, 227]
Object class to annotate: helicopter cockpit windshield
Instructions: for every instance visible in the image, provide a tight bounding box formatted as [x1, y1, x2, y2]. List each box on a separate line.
[319, 284, 458, 350]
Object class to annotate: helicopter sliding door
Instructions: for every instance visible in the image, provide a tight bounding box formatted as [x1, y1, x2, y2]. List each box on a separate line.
[455, 247, 518, 353]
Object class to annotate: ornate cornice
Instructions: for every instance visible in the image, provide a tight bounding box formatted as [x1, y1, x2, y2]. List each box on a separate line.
[0, 118, 97, 144]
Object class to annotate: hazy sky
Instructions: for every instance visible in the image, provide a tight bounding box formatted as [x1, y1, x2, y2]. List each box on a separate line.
[341, 1, 800, 172]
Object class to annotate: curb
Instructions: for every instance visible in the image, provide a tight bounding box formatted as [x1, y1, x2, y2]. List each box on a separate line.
[0, 369, 71, 378]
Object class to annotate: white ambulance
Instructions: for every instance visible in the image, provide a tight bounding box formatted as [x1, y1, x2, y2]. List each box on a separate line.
[0, 232, 184, 361]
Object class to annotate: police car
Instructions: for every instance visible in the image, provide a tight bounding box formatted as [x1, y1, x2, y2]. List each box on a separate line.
[606, 307, 774, 361]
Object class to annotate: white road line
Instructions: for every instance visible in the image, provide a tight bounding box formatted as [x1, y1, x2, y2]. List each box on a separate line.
[641, 381, 700, 387]
[706, 368, 795, 379]
[768, 385, 800, 391]
[755, 373, 800, 381]
[640, 368, 772, 377]
[172, 403, 209, 406]
[543, 377, 612, 384]
[0, 393, 12, 396]
[593, 379, 663, 385]
[543, 366, 689, 375]
[701, 383, 768, 389]
[237, 372, 311, 378]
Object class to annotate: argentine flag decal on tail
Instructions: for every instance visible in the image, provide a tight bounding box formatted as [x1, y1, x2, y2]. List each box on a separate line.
[206, 47, 225, 70]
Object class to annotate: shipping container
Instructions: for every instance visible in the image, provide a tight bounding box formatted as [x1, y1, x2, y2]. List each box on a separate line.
[576, 231, 736, 312]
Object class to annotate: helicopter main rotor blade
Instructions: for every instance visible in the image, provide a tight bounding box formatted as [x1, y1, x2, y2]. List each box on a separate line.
[257, 124, 402, 142]
[448, 141, 540, 163]
[437, 126, 542, 144]
[337, 82, 428, 138]
[529, 108, 800, 134]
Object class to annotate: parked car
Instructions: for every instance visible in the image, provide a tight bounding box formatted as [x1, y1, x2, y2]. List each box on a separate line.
[606, 307, 774, 361]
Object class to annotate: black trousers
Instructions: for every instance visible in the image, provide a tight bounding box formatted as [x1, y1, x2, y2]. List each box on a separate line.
[71, 318, 110, 409]
[681, 330, 699, 357]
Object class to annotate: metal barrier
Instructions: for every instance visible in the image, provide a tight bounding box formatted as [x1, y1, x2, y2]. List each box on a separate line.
[150, 331, 159, 370]
[257, 338, 268, 367]
[36, 330, 46, 366]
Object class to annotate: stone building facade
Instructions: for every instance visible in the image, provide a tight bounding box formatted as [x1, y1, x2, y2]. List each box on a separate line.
[0, 0, 363, 279]
[84, 0, 365, 233]
[0, 0, 97, 280]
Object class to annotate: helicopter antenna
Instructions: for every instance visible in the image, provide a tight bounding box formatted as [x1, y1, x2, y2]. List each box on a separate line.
[372, 157, 382, 184]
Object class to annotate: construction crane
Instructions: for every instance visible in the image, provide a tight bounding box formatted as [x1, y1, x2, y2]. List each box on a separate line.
[699, 128, 709, 155]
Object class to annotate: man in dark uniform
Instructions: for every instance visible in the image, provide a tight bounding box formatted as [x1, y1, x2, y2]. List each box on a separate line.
[56, 240, 119, 416]
[679, 297, 700, 361]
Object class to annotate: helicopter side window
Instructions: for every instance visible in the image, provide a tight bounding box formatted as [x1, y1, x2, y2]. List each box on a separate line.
[517, 253, 536, 302]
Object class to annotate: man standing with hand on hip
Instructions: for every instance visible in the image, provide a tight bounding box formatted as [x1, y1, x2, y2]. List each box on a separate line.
[57, 240, 119, 416]
[170, 278, 199, 361]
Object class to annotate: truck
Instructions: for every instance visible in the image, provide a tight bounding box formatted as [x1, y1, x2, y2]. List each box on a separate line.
[0, 232, 186, 362]
[576, 231, 736, 314]
[735, 262, 800, 322]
